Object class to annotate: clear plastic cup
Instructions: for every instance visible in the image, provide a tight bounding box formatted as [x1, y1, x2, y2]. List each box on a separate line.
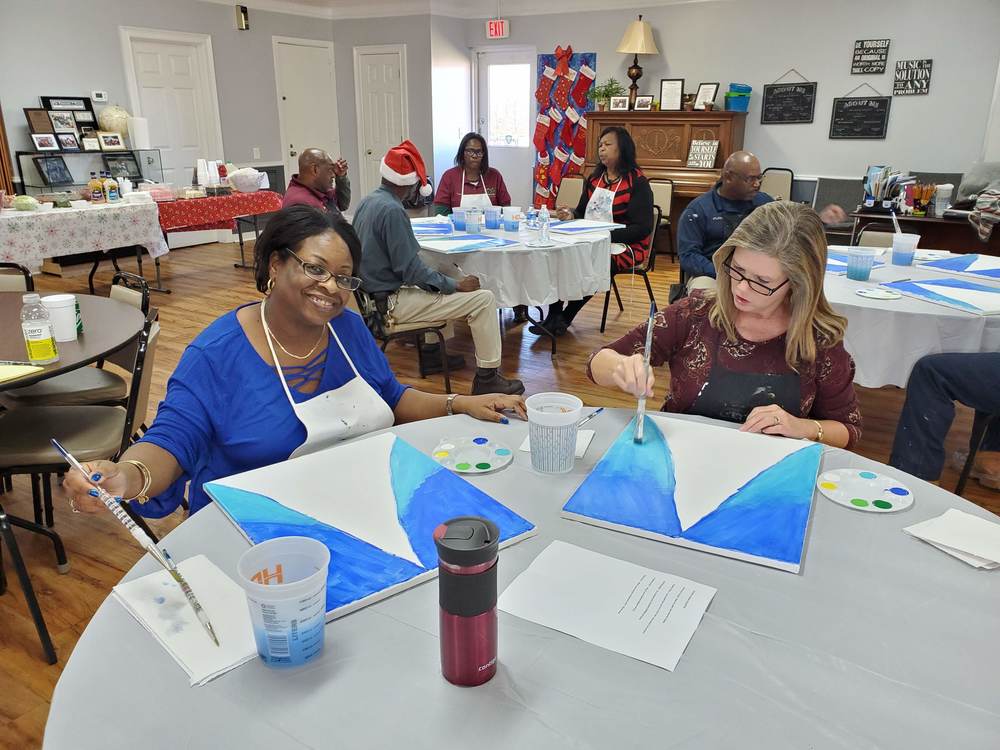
[236, 536, 329, 668]
[484, 206, 501, 230]
[891, 233, 920, 266]
[525, 392, 583, 474]
[465, 208, 482, 233]
[503, 206, 520, 232]
[846, 247, 879, 281]
[451, 208, 467, 232]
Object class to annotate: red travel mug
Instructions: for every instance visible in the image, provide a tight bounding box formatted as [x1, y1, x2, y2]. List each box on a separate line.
[433, 516, 499, 686]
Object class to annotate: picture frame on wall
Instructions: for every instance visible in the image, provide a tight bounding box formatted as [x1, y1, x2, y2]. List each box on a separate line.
[73, 110, 95, 124]
[610, 96, 630, 111]
[24, 108, 54, 134]
[57, 133, 81, 151]
[658, 78, 684, 111]
[30, 133, 61, 152]
[694, 82, 720, 110]
[48, 110, 77, 133]
[81, 136, 102, 152]
[40, 96, 91, 111]
[634, 96, 654, 111]
[97, 131, 127, 151]
[32, 155, 75, 186]
[103, 153, 143, 181]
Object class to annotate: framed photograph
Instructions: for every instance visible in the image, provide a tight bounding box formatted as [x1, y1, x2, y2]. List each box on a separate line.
[610, 96, 630, 111]
[659, 78, 684, 111]
[79, 125, 96, 135]
[97, 131, 127, 151]
[103, 153, 142, 181]
[24, 108, 54, 134]
[81, 136, 102, 152]
[73, 110, 95, 124]
[40, 96, 91, 111]
[48, 110, 77, 133]
[57, 133, 81, 151]
[634, 95, 654, 111]
[30, 133, 61, 152]
[694, 82, 720, 110]
[32, 155, 75, 186]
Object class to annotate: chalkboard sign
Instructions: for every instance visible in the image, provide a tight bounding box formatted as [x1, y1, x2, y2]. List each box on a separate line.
[761, 82, 817, 124]
[829, 97, 891, 139]
[852, 39, 890, 74]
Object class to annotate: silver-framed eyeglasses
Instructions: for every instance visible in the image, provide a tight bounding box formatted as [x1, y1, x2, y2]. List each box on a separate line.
[286, 249, 361, 290]
[722, 253, 789, 296]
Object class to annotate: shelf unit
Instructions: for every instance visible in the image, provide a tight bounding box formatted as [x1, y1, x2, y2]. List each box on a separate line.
[15, 149, 164, 196]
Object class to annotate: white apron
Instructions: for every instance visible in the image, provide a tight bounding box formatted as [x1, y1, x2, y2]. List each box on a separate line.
[459, 171, 493, 209]
[585, 175, 628, 256]
[261, 303, 394, 459]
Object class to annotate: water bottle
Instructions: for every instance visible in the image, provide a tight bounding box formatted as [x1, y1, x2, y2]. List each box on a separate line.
[538, 205, 550, 244]
[21, 293, 59, 364]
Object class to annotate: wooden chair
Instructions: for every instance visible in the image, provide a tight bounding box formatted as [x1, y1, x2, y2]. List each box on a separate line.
[0, 262, 33, 292]
[761, 167, 794, 201]
[600, 204, 660, 333]
[648, 179, 675, 261]
[955, 412, 999, 496]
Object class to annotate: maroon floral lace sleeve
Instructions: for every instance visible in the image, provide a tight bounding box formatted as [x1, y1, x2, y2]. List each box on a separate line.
[809, 341, 863, 450]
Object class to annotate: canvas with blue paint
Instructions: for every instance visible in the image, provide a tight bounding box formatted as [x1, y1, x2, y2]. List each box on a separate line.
[562, 415, 823, 573]
[916, 254, 1000, 282]
[880, 277, 1000, 316]
[205, 433, 535, 619]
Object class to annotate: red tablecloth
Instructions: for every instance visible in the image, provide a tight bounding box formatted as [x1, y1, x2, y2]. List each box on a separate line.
[156, 191, 283, 233]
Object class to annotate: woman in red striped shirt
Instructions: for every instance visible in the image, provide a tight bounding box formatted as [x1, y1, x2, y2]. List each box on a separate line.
[533, 126, 654, 336]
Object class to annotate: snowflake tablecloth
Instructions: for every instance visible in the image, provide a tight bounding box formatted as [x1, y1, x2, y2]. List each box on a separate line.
[0, 202, 168, 272]
[156, 191, 283, 233]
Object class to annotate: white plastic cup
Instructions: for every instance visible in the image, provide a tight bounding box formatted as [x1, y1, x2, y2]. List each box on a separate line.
[41, 294, 78, 342]
[891, 233, 920, 266]
[451, 207, 467, 232]
[484, 205, 501, 229]
[503, 206, 521, 232]
[845, 247, 879, 281]
[236, 536, 329, 668]
[525, 392, 583, 474]
[465, 207, 483, 233]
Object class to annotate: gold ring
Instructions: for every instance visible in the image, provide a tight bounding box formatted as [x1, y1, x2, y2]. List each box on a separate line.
[69, 499, 80, 513]
[773, 415, 780, 426]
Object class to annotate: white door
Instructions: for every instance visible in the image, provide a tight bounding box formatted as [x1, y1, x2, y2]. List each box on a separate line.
[274, 38, 340, 182]
[476, 49, 535, 208]
[354, 46, 408, 196]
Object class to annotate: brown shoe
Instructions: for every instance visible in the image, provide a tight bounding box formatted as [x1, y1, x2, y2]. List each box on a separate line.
[471, 369, 525, 396]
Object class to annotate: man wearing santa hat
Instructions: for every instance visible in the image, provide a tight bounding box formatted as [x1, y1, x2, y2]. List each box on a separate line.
[354, 140, 524, 396]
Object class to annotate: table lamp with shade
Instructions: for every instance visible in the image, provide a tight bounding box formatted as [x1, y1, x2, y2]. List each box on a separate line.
[616, 14, 659, 109]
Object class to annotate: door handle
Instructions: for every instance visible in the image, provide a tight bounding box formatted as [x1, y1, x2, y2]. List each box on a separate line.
[366, 149, 373, 156]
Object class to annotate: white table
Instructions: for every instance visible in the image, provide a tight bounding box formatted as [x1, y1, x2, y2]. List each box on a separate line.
[0, 201, 168, 280]
[44, 411, 1000, 749]
[825, 252, 1000, 388]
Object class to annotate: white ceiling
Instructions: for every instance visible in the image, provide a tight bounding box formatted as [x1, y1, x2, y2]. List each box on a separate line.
[201, 0, 709, 21]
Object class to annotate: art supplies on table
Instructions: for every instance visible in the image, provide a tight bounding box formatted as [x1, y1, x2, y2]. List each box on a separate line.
[549, 218, 623, 234]
[826, 250, 886, 275]
[519, 430, 595, 458]
[498, 541, 716, 672]
[562, 415, 823, 573]
[916, 254, 1000, 282]
[856, 287, 902, 300]
[816, 470, 913, 513]
[633, 301, 656, 443]
[421, 237, 519, 253]
[431, 436, 515, 474]
[879, 277, 1000, 316]
[410, 217, 455, 236]
[112, 555, 258, 686]
[913, 249, 950, 262]
[903, 509, 1000, 569]
[205, 432, 535, 620]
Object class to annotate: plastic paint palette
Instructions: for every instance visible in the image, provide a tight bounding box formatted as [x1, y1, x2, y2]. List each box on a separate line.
[431, 437, 514, 475]
[816, 470, 914, 513]
[856, 287, 902, 300]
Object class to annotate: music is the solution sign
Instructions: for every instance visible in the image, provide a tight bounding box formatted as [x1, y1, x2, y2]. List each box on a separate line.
[894, 59, 933, 96]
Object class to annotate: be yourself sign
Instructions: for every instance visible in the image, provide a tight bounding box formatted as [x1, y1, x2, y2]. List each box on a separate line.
[852, 39, 890, 74]
[894, 59, 933, 95]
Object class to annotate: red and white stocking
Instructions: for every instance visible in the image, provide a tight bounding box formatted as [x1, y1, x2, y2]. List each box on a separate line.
[571, 64, 596, 108]
[551, 146, 570, 187]
[562, 108, 580, 149]
[567, 152, 585, 176]
[532, 113, 551, 153]
[533, 152, 550, 188]
[535, 66, 557, 106]
[572, 115, 588, 155]
[546, 107, 563, 146]
[553, 68, 575, 110]
[534, 184, 550, 209]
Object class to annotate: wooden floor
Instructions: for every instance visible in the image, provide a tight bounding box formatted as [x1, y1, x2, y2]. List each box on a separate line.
[2, 241, 997, 748]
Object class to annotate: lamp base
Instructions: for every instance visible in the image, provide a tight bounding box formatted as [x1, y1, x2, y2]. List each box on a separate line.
[626, 54, 643, 109]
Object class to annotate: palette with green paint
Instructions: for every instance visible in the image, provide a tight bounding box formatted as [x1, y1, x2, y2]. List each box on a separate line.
[816, 470, 913, 513]
[431, 436, 514, 475]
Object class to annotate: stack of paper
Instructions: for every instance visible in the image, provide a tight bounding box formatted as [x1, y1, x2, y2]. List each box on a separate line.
[112, 555, 259, 685]
[0, 365, 42, 384]
[550, 219, 623, 234]
[903, 509, 1000, 569]
[410, 217, 454, 236]
[498, 541, 716, 671]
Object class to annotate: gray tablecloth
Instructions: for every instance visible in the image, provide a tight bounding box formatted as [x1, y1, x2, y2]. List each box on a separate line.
[44, 411, 1000, 749]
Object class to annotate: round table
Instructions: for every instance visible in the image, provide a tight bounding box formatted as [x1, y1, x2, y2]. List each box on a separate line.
[0, 292, 145, 392]
[824, 254, 1000, 388]
[44, 410, 1000, 749]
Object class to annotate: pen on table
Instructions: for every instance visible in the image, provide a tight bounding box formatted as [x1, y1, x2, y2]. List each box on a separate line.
[577, 407, 605, 428]
[49, 439, 220, 647]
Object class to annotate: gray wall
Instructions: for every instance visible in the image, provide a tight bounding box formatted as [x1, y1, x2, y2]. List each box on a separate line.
[465, 0, 1000, 178]
[430, 15, 473, 184]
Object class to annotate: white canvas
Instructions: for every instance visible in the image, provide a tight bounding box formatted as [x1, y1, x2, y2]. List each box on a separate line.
[912, 282, 1000, 315]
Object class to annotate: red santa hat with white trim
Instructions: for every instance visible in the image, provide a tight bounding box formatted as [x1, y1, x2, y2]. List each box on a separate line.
[380, 140, 433, 197]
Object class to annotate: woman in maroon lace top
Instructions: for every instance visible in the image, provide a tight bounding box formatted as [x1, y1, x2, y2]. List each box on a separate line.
[588, 201, 862, 449]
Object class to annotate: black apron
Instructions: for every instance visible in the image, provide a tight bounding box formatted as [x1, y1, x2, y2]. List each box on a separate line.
[689, 336, 801, 424]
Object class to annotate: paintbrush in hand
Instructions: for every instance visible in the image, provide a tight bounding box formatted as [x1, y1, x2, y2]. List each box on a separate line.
[633, 300, 657, 444]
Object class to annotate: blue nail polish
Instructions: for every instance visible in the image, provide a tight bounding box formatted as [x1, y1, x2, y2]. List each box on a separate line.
[91, 473, 102, 481]
[500, 417, 509, 425]
[114, 496, 122, 501]
[88, 489, 99, 497]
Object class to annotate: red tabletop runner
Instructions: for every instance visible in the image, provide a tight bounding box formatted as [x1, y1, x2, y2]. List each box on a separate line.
[156, 191, 283, 233]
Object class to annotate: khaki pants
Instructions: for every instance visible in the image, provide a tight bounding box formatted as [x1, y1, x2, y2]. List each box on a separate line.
[390, 287, 502, 368]
[686, 275, 718, 293]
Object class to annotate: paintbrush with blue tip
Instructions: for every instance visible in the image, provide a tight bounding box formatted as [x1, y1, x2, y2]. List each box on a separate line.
[633, 301, 657, 444]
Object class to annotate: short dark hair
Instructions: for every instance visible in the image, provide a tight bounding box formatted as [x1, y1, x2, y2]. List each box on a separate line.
[253, 205, 362, 293]
[454, 132, 489, 173]
[590, 126, 640, 181]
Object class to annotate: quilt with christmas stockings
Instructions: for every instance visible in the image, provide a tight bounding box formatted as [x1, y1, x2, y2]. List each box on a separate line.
[533, 46, 596, 208]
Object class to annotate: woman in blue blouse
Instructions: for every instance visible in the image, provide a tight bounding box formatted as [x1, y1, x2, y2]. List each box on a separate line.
[65, 205, 525, 517]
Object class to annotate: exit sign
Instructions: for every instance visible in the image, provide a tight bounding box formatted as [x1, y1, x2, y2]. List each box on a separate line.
[486, 18, 509, 39]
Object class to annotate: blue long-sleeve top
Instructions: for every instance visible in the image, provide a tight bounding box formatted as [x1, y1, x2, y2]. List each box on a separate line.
[677, 185, 772, 278]
[137, 305, 407, 517]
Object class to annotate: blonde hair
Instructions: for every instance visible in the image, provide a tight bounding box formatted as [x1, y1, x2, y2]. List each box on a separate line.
[708, 200, 846, 370]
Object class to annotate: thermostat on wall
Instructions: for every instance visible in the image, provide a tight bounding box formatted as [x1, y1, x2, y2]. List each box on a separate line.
[92, 91, 108, 103]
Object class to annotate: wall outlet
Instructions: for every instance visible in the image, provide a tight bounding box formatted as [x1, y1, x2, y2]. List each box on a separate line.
[92, 90, 108, 103]
[252, 146, 261, 160]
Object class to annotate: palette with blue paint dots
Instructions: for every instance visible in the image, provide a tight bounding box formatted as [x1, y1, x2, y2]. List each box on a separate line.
[816, 470, 914, 513]
[431, 436, 514, 475]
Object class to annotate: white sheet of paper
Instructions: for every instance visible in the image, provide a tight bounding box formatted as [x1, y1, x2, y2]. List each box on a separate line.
[519, 429, 594, 458]
[926, 540, 1000, 569]
[499, 541, 716, 671]
[112, 555, 258, 686]
[904, 509, 1000, 564]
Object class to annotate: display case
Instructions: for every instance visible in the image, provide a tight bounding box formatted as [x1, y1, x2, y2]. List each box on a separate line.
[15, 149, 164, 196]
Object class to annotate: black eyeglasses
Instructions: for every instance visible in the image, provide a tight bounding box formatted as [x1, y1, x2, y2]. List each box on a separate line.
[722, 255, 789, 296]
[286, 249, 361, 290]
[464, 148, 484, 157]
[728, 171, 763, 184]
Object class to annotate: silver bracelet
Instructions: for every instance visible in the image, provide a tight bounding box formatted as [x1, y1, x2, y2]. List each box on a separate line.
[446, 393, 458, 416]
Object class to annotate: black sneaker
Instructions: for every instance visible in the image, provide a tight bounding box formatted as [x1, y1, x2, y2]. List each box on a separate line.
[528, 315, 567, 337]
[471, 370, 525, 396]
[420, 349, 466, 374]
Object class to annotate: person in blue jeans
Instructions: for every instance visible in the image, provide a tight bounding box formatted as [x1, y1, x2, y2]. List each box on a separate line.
[890, 353, 1000, 488]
